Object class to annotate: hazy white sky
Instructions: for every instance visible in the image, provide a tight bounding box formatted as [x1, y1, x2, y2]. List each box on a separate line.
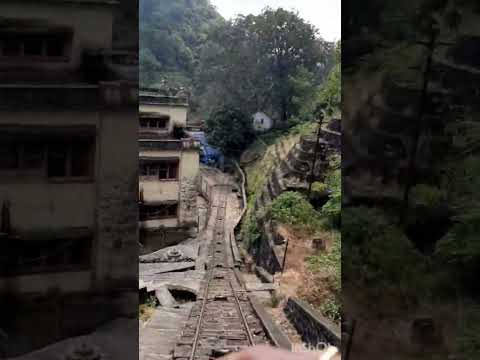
[210, 0, 341, 41]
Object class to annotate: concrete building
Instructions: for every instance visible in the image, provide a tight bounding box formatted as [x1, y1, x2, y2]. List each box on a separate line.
[252, 111, 274, 132]
[0, 0, 138, 356]
[139, 89, 200, 253]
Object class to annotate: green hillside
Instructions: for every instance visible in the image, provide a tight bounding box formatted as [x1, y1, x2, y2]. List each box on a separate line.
[139, 0, 223, 88]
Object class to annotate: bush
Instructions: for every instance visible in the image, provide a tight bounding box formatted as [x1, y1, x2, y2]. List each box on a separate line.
[268, 192, 321, 230]
[320, 298, 341, 323]
[343, 206, 429, 300]
[205, 106, 255, 156]
[321, 169, 341, 227]
[241, 197, 262, 248]
[411, 184, 446, 208]
[435, 221, 480, 285]
[311, 182, 328, 194]
[270, 290, 285, 308]
[455, 305, 480, 359]
[139, 294, 157, 322]
[306, 232, 341, 293]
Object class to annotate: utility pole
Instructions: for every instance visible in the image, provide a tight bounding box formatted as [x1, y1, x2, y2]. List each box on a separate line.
[281, 238, 289, 274]
[307, 111, 325, 198]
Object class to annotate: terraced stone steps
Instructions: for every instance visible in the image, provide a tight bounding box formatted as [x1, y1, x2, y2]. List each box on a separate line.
[249, 125, 341, 274]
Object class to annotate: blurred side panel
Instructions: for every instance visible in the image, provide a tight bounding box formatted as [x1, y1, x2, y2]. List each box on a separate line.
[343, 1, 480, 359]
[0, 0, 139, 358]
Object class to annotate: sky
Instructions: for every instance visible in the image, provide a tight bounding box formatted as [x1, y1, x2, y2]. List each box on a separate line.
[209, 0, 341, 42]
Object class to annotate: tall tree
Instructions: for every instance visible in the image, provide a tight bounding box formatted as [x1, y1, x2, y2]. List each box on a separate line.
[251, 8, 331, 122]
[205, 107, 255, 156]
[140, 0, 223, 88]
[196, 7, 334, 124]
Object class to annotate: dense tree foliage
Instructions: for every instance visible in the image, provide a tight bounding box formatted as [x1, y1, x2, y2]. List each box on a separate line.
[140, 0, 223, 88]
[343, 1, 480, 356]
[141, 0, 336, 126]
[205, 107, 255, 156]
[289, 41, 341, 121]
[196, 8, 335, 123]
[318, 42, 341, 115]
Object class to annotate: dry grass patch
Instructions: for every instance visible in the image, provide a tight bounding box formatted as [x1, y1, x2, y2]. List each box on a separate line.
[139, 304, 156, 323]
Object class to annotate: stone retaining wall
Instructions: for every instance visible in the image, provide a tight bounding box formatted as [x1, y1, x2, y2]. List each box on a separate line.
[179, 177, 198, 226]
[252, 222, 282, 274]
[284, 297, 340, 348]
[247, 128, 341, 275]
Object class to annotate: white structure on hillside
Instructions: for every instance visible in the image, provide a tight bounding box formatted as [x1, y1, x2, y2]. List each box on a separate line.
[252, 111, 273, 132]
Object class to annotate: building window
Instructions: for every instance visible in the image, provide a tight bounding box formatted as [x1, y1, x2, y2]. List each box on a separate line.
[71, 142, 93, 177]
[0, 237, 92, 276]
[0, 142, 20, 169]
[22, 143, 44, 169]
[140, 160, 179, 180]
[140, 116, 169, 129]
[23, 35, 43, 56]
[48, 143, 69, 177]
[2, 38, 21, 57]
[139, 203, 178, 221]
[0, 134, 94, 180]
[47, 140, 94, 178]
[45, 35, 66, 57]
[158, 160, 178, 179]
[0, 32, 70, 60]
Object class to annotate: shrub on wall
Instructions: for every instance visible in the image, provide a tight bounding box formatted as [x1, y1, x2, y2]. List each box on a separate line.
[268, 191, 321, 231]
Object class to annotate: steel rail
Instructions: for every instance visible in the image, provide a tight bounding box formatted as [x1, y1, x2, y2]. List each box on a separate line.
[189, 190, 227, 360]
[229, 279, 255, 346]
[189, 245, 216, 360]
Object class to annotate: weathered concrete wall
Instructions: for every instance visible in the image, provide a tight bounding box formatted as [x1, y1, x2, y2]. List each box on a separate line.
[140, 227, 194, 256]
[198, 171, 214, 201]
[0, 91, 138, 357]
[0, 271, 91, 294]
[284, 297, 341, 348]
[141, 180, 180, 203]
[139, 149, 199, 225]
[179, 150, 199, 225]
[179, 176, 198, 225]
[140, 217, 178, 229]
[93, 108, 139, 287]
[0, 105, 138, 293]
[0, 290, 136, 357]
[251, 222, 282, 274]
[0, 182, 96, 233]
[0, 111, 99, 233]
[180, 150, 199, 178]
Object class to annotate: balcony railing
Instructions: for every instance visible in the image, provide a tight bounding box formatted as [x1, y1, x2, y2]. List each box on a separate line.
[139, 138, 200, 151]
[0, 81, 137, 110]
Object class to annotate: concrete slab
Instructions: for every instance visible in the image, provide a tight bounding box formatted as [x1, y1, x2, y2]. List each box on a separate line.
[255, 266, 274, 283]
[140, 262, 195, 276]
[140, 305, 193, 360]
[140, 244, 199, 263]
[10, 318, 138, 360]
[140, 270, 206, 295]
[155, 286, 178, 308]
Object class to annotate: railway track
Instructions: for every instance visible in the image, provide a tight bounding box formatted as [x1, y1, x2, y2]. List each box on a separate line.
[173, 187, 271, 360]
